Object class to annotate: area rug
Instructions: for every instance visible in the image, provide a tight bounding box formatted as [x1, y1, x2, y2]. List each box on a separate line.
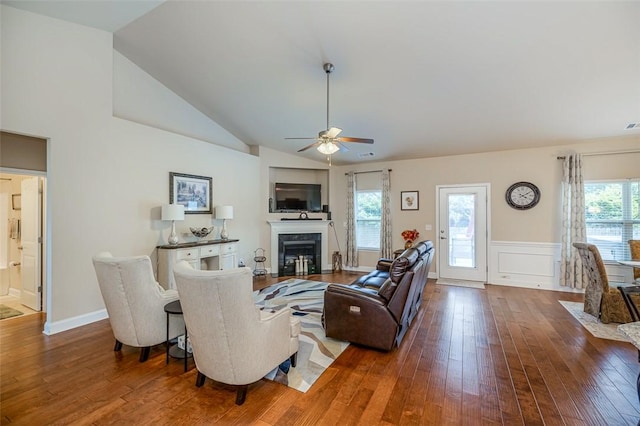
[436, 278, 486, 289]
[558, 300, 629, 342]
[253, 279, 349, 393]
[0, 304, 24, 320]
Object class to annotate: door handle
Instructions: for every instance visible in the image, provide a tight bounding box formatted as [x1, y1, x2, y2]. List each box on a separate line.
[440, 236, 447, 239]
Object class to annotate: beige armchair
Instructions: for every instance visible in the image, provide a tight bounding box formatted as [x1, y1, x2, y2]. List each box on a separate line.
[572, 243, 631, 324]
[92, 252, 184, 362]
[173, 264, 299, 405]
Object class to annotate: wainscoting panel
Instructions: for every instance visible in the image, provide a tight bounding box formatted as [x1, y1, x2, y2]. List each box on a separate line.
[604, 263, 634, 284]
[489, 241, 565, 291]
[490, 241, 634, 292]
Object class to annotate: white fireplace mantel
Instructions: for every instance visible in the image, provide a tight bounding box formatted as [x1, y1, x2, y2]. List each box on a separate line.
[268, 220, 332, 276]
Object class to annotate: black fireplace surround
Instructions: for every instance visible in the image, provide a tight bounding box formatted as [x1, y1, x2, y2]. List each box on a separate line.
[278, 233, 321, 276]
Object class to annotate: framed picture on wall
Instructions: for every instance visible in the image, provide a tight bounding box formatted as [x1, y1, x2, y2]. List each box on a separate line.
[169, 172, 212, 214]
[401, 191, 419, 211]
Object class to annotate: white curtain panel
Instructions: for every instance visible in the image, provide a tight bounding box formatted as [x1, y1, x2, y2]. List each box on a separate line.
[380, 170, 393, 259]
[560, 153, 586, 288]
[345, 172, 358, 267]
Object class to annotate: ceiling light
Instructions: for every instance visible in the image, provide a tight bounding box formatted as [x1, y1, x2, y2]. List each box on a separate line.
[317, 141, 339, 155]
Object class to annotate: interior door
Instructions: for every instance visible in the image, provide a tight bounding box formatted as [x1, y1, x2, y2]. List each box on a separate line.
[20, 177, 42, 311]
[438, 185, 488, 282]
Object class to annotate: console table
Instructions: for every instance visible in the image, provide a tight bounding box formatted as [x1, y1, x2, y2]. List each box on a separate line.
[157, 239, 239, 290]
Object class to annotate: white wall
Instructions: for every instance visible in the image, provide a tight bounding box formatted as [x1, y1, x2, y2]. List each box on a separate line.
[329, 138, 640, 288]
[113, 51, 250, 154]
[1, 6, 261, 333]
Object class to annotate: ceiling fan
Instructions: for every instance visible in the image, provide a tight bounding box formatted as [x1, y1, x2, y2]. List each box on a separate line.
[286, 63, 374, 160]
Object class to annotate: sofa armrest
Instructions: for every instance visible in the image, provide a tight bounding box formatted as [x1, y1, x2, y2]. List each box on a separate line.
[325, 283, 387, 306]
[376, 258, 394, 272]
[323, 284, 398, 351]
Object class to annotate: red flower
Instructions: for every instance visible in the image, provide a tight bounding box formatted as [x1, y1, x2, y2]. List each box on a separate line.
[401, 229, 419, 242]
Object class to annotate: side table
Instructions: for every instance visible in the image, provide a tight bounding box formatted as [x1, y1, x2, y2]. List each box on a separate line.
[164, 300, 191, 372]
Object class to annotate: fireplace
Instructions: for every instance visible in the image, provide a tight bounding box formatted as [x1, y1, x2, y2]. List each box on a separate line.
[278, 233, 321, 276]
[268, 220, 331, 277]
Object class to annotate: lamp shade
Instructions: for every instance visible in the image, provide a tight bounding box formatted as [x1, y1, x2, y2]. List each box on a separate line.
[317, 141, 340, 155]
[161, 204, 185, 221]
[216, 205, 234, 220]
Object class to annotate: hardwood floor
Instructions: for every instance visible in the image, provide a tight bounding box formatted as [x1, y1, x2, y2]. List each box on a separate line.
[1, 273, 639, 425]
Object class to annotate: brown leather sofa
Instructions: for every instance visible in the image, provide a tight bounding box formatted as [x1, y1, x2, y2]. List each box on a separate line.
[323, 240, 434, 351]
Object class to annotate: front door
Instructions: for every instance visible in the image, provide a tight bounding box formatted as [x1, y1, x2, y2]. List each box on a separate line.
[20, 177, 42, 311]
[437, 185, 488, 282]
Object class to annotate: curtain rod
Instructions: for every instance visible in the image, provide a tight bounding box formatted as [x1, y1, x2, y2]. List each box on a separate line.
[345, 169, 392, 176]
[557, 149, 640, 160]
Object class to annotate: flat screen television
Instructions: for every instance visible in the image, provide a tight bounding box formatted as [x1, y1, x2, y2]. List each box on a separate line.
[274, 183, 322, 212]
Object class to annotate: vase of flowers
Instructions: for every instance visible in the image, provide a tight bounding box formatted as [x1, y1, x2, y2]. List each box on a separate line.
[401, 229, 420, 249]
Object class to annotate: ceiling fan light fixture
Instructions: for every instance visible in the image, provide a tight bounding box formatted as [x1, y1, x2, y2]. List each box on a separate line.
[285, 63, 373, 162]
[317, 141, 340, 155]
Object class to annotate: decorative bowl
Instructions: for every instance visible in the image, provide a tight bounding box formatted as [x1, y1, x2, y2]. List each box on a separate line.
[190, 227, 213, 239]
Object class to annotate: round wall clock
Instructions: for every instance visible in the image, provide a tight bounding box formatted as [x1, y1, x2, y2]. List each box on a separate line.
[505, 182, 541, 210]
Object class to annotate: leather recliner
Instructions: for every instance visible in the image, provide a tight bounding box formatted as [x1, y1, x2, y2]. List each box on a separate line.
[323, 240, 434, 351]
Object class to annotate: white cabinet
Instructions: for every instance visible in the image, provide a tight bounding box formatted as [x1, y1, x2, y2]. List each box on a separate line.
[219, 243, 237, 270]
[157, 240, 239, 289]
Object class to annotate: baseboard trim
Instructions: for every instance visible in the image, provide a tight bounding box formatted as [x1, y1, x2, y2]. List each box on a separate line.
[43, 308, 108, 335]
[342, 266, 375, 273]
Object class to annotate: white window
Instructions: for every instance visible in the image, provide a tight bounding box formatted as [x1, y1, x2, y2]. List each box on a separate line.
[584, 179, 640, 261]
[355, 190, 381, 250]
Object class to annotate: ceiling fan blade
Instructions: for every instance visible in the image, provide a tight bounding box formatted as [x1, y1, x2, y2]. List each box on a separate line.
[337, 142, 350, 152]
[297, 141, 322, 152]
[326, 127, 342, 138]
[336, 137, 374, 144]
[285, 137, 317, 140]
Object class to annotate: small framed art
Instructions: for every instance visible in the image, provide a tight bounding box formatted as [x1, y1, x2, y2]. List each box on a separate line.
[401, 191, 419, 211]
[169, 172, 212, 214]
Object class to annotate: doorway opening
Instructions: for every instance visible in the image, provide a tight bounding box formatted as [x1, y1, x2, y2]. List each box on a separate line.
[0, 171, 46, 319]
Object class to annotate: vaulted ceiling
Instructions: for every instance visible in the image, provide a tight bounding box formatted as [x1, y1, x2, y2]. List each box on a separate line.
[5, 1, 640, 164]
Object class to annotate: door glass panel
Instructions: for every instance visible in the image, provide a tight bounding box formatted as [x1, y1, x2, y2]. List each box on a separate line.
[448, 193, 476, 268]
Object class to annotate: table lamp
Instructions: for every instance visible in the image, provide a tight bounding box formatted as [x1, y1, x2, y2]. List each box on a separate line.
[162, 204, 185, 245]
[216, 205, 234, 240]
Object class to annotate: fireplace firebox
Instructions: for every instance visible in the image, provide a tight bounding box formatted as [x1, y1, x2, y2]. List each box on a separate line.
[278, 233, 321, 276]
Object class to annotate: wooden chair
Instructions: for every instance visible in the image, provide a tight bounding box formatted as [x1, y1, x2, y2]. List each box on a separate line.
[573, 243, 632, 323]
